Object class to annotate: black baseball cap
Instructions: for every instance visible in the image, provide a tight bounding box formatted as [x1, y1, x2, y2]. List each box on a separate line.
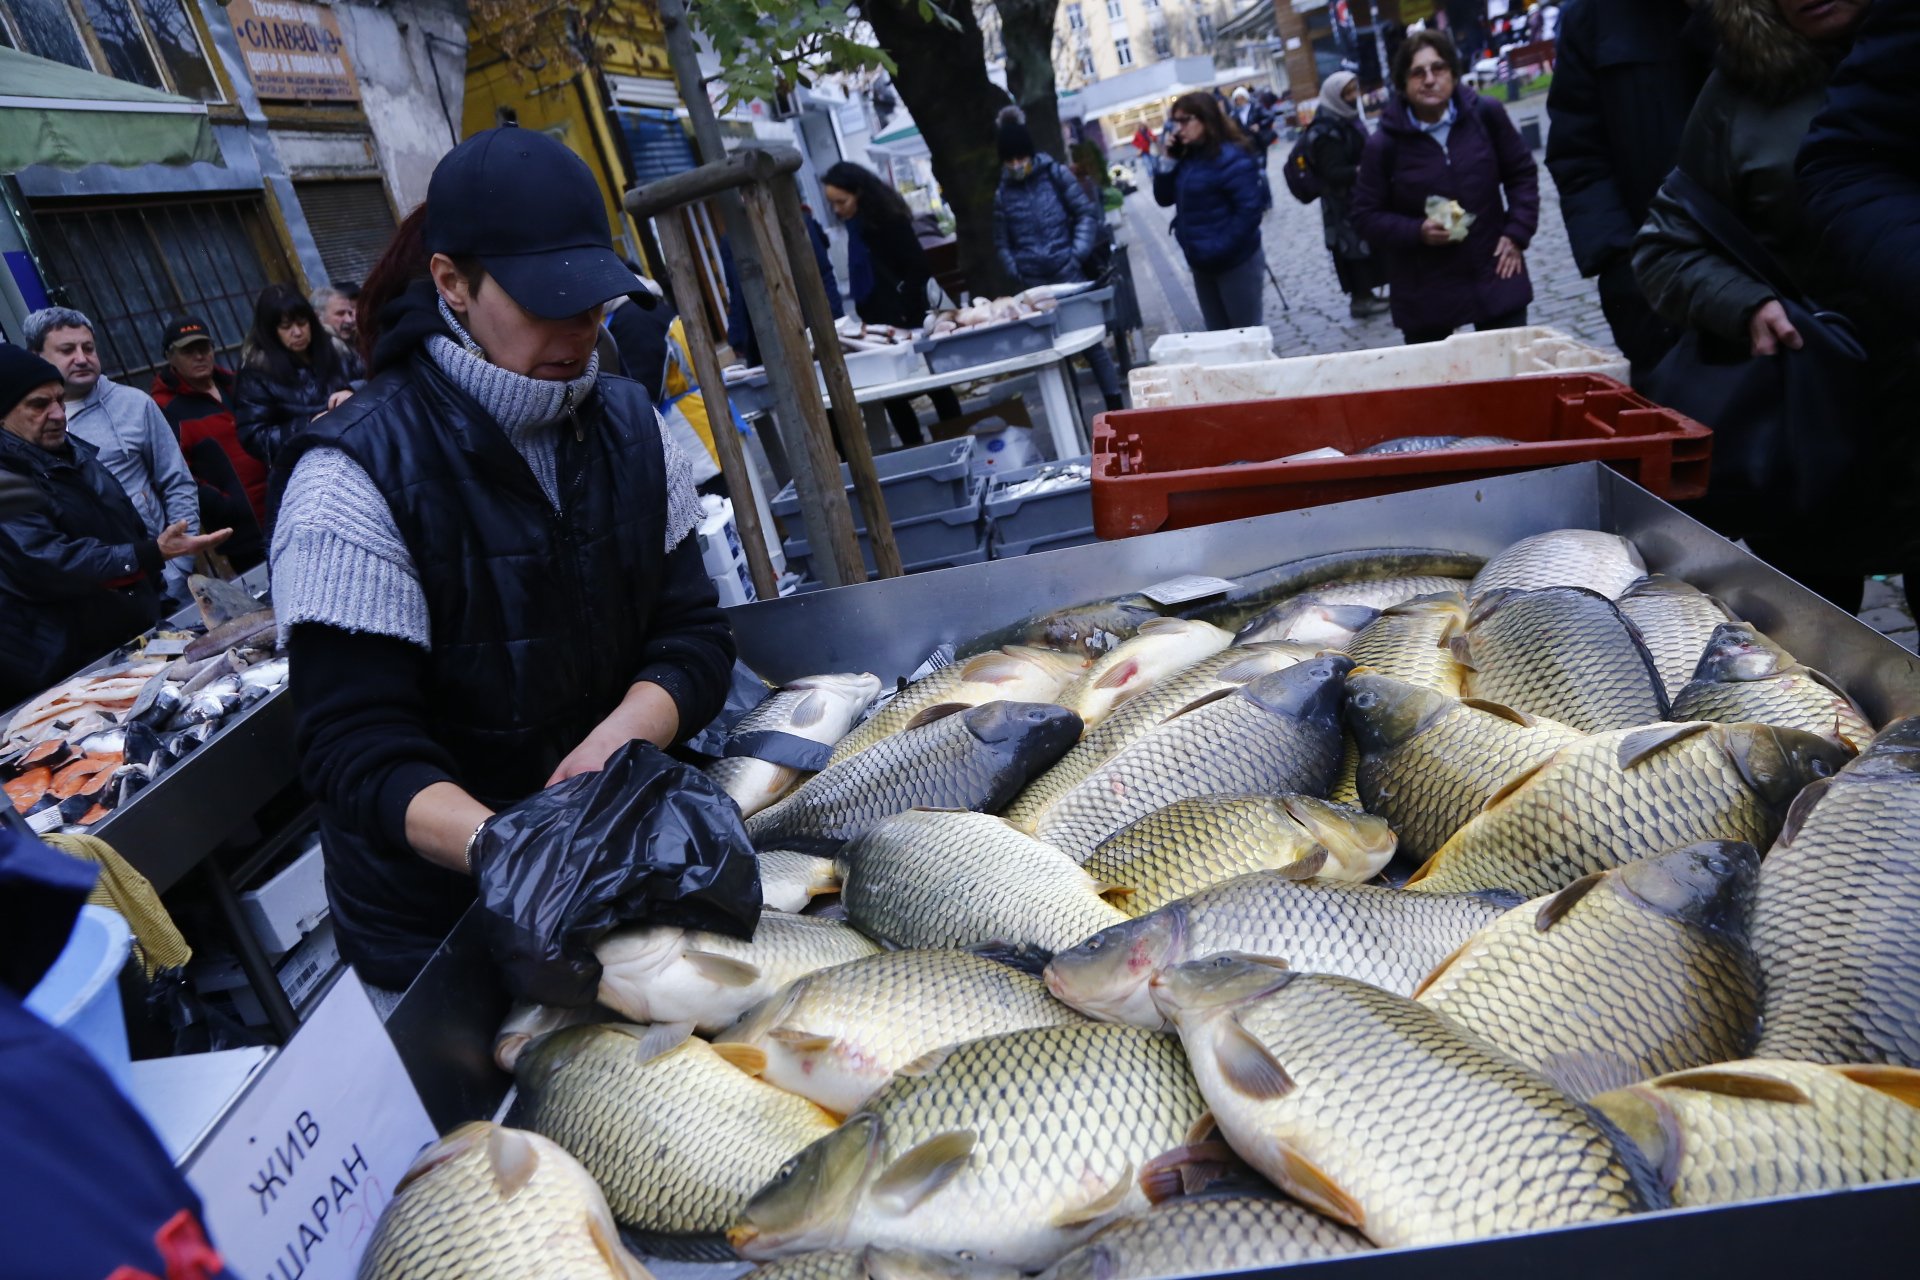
[425, 127, 653, 319]
[161, 317, 214, 352]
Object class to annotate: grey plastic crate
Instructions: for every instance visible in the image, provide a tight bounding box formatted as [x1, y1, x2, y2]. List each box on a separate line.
[722, 371, 771, 418]
[785, 476, 985, 579]
[791, 528, 991, 589]
[914, 313, 1055, 373]
[990, 525, 1101, 559]
[1051, 285, 1116, 335]
[984, 456, 1094, 548]
[771, 438, 975, 550]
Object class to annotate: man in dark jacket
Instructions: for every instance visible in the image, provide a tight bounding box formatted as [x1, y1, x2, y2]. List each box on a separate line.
[1546, 0, 1715, 381]
[0, 345, 228, 709]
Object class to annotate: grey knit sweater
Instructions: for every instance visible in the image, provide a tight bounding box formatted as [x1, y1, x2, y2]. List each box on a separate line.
[271, 316, 704, 649]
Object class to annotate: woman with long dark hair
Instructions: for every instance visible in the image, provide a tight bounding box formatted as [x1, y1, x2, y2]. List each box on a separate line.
[233, 283, 357, 469]
[1151, 91, 1271, 331]
[820, 160, 961, 445]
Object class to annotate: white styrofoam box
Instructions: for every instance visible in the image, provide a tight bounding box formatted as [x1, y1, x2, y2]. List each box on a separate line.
[276, 917, 341, 1013]
[742, 428, 787, 576]
[1128, 326, 1630, 409]
[697, 497, 758, 606]
[971, 426, 1043, 473]
[837, 344, 927, 390]
[1146, 326, 1275, 368]
[239, 834, 327, 959]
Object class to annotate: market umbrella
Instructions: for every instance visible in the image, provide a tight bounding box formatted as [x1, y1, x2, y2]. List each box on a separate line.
[0, 45, 220, 173]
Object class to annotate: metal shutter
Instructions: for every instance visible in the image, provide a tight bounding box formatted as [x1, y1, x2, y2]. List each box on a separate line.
[294, 178, 396, 286]
[615, 108, 697, 187]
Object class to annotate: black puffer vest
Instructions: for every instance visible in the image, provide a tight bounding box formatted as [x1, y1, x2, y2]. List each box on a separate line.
[0, 431, 162, 707]
[276, 345, 677, 983]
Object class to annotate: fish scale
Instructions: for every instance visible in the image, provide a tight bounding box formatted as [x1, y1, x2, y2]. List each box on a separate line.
[1671, 674, 1874, 749]
[1299, 575, 1473, 610]
[830, 649, 1082, 767]
[1456, 587, 1668, 732]
[707, 674, 883, 818]
[1043, 873, 1515, 1028]
[1616, 575, 1735, 700]
[1468, 529, 1646, 599]
[1340, 593, 1469, 695]
[1406, 722, 1850, 899]
[1752, 718, 1920, 1066]
[839, 811, 1127, 950]
[1036, 1192, 1372, 1280]
[358, 1122, 647, 1280]
[1000, 643, 1315, 832]
[732, 1025, 1208, 1268]
[1591, 1059, 1920, 1207]
[1082, 795, 1396, 917]
[1157, 965, 1655, 1249]
[1032, 659, 1351, 861]
[510, 1026, 839, 1247]
[1416, 842, 1763, 1100]
[717, 948, 1087, 1114]
[1348, 675, 1584, 859]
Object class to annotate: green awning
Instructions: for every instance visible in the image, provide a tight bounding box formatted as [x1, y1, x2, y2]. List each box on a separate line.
[0, 45, 220, 173]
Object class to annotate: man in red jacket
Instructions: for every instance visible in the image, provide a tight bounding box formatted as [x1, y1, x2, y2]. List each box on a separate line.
[148, 318, 266, 568]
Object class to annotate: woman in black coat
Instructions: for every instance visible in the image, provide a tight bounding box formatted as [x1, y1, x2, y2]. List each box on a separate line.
[821, 162, 961, 447]
[1306, 71, 1389, 319]
[233, 283, 357, 471]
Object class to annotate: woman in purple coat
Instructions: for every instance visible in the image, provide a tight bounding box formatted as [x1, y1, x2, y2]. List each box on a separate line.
[1351, 31, 1541, 344]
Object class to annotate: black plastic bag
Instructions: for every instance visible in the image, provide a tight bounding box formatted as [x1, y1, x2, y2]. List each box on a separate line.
[681, 660, 776, 760]
[472, 740, 763, 1006]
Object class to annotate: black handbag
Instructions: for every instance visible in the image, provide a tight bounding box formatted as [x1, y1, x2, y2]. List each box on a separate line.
[1641, 169, 1869, 521]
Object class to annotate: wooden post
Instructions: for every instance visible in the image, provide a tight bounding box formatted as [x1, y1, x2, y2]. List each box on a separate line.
[652, 214, 780, 600]
[769, 180, 903, 579]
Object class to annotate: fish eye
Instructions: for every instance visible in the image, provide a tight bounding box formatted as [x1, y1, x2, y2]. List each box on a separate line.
[1084, 935, 1105, 951]
[1351, 691, 1377, 708]
[1811, 759, 1833, 777]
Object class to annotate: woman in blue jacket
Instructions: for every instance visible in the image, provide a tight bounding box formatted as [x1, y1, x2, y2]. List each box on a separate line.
[1153, 91, 1271, 331]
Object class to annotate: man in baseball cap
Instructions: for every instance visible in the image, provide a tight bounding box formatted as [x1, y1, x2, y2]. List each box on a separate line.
[425, 126, 655, 319]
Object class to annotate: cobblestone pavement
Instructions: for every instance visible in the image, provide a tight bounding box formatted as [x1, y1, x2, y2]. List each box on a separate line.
[1109, 129, 1916, 652]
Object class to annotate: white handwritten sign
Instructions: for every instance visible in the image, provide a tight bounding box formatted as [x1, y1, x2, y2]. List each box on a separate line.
[185, 974, 437, 1280]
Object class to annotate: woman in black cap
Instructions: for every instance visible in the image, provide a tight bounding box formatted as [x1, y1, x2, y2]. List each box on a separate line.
[267, 128, 736, 991]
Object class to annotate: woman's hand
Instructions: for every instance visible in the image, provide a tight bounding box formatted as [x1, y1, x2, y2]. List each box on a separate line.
[1419, 218, 1453, 246]
[1748, 300, 1803, 357]
[546, 681, 681, 787]
[326, 389, 354, 411]
[157, 520, 232, 559]
[1494, 236, 1525, 280]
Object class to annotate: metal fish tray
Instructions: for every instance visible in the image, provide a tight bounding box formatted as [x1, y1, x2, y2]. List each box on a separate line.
[386, 463, 1920, 1278]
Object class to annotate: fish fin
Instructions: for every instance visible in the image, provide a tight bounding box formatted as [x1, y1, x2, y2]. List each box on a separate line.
[1093, 882, 1135, 902]
[1050, 1164, 1135, 1228]
[486, 1125, 541, 1201]
[1136, 616, 1191, 635]
[1184, 1109, 1219, 1145]
[1218, 652, 1289, 682]
[1774, 777, 1832, 848]
[766, 1029, 836, 1054]
[710, 1042, 770, 1075]
[588, 1209, 648, 1280]
[1459, 697, 1536, 726]
[896, 1045, 957, 1077]
[1216, 1017, 1296, 1100]
[1447, 633, 1478, 672]
[1162, 687, 1235, 722]
[1831, 1064, 1920, 1111]
[683, 951, 762, 987]
[1534, 872, 1606, 932]
[607, 1020, 695, 1065]
[1588, 1086, 1682, 1196]
[870, 1130, 976, 1213]
[964, 940, 1055, 975]
[1481, 759, 1550, 811]
[1265, 1140, 1367, 1229]
[1617, 721, 1713, 769]
[903, 702, 971, 731]
[787, 691, 829, 730]
[1409, 938, 1473, 999]
[1272, 847, 1329, 881]
[718, 986, 805, 1048]
[396, 1121, 491, 1194]
[1091, 659, 1142, 691]
[1654, 1066, 1813, 1104]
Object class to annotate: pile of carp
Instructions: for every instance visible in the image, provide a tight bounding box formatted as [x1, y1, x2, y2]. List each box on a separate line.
[358, 529, 1920, 1280]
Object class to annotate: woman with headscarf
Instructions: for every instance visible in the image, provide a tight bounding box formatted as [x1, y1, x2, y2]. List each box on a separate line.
[1305, 71, 1390, 319]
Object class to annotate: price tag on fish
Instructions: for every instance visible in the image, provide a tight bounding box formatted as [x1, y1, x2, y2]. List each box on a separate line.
[1139, 574, 1238, 607]
[184, 972, 436, 1280]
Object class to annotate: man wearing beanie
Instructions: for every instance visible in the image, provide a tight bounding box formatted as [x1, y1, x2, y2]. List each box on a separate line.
[0, 345, 230, 708]
[991, 113, 1127, 410]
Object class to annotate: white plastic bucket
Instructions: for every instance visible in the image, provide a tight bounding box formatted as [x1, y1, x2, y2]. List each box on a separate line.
[25, 904, 134, 1091]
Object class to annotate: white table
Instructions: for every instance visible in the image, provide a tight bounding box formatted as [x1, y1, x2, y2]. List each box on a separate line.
[727, 325, 1109, 463]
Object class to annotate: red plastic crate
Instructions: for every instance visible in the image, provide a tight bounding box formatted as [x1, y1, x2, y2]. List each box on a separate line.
[1091, 374, 1712, 539]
